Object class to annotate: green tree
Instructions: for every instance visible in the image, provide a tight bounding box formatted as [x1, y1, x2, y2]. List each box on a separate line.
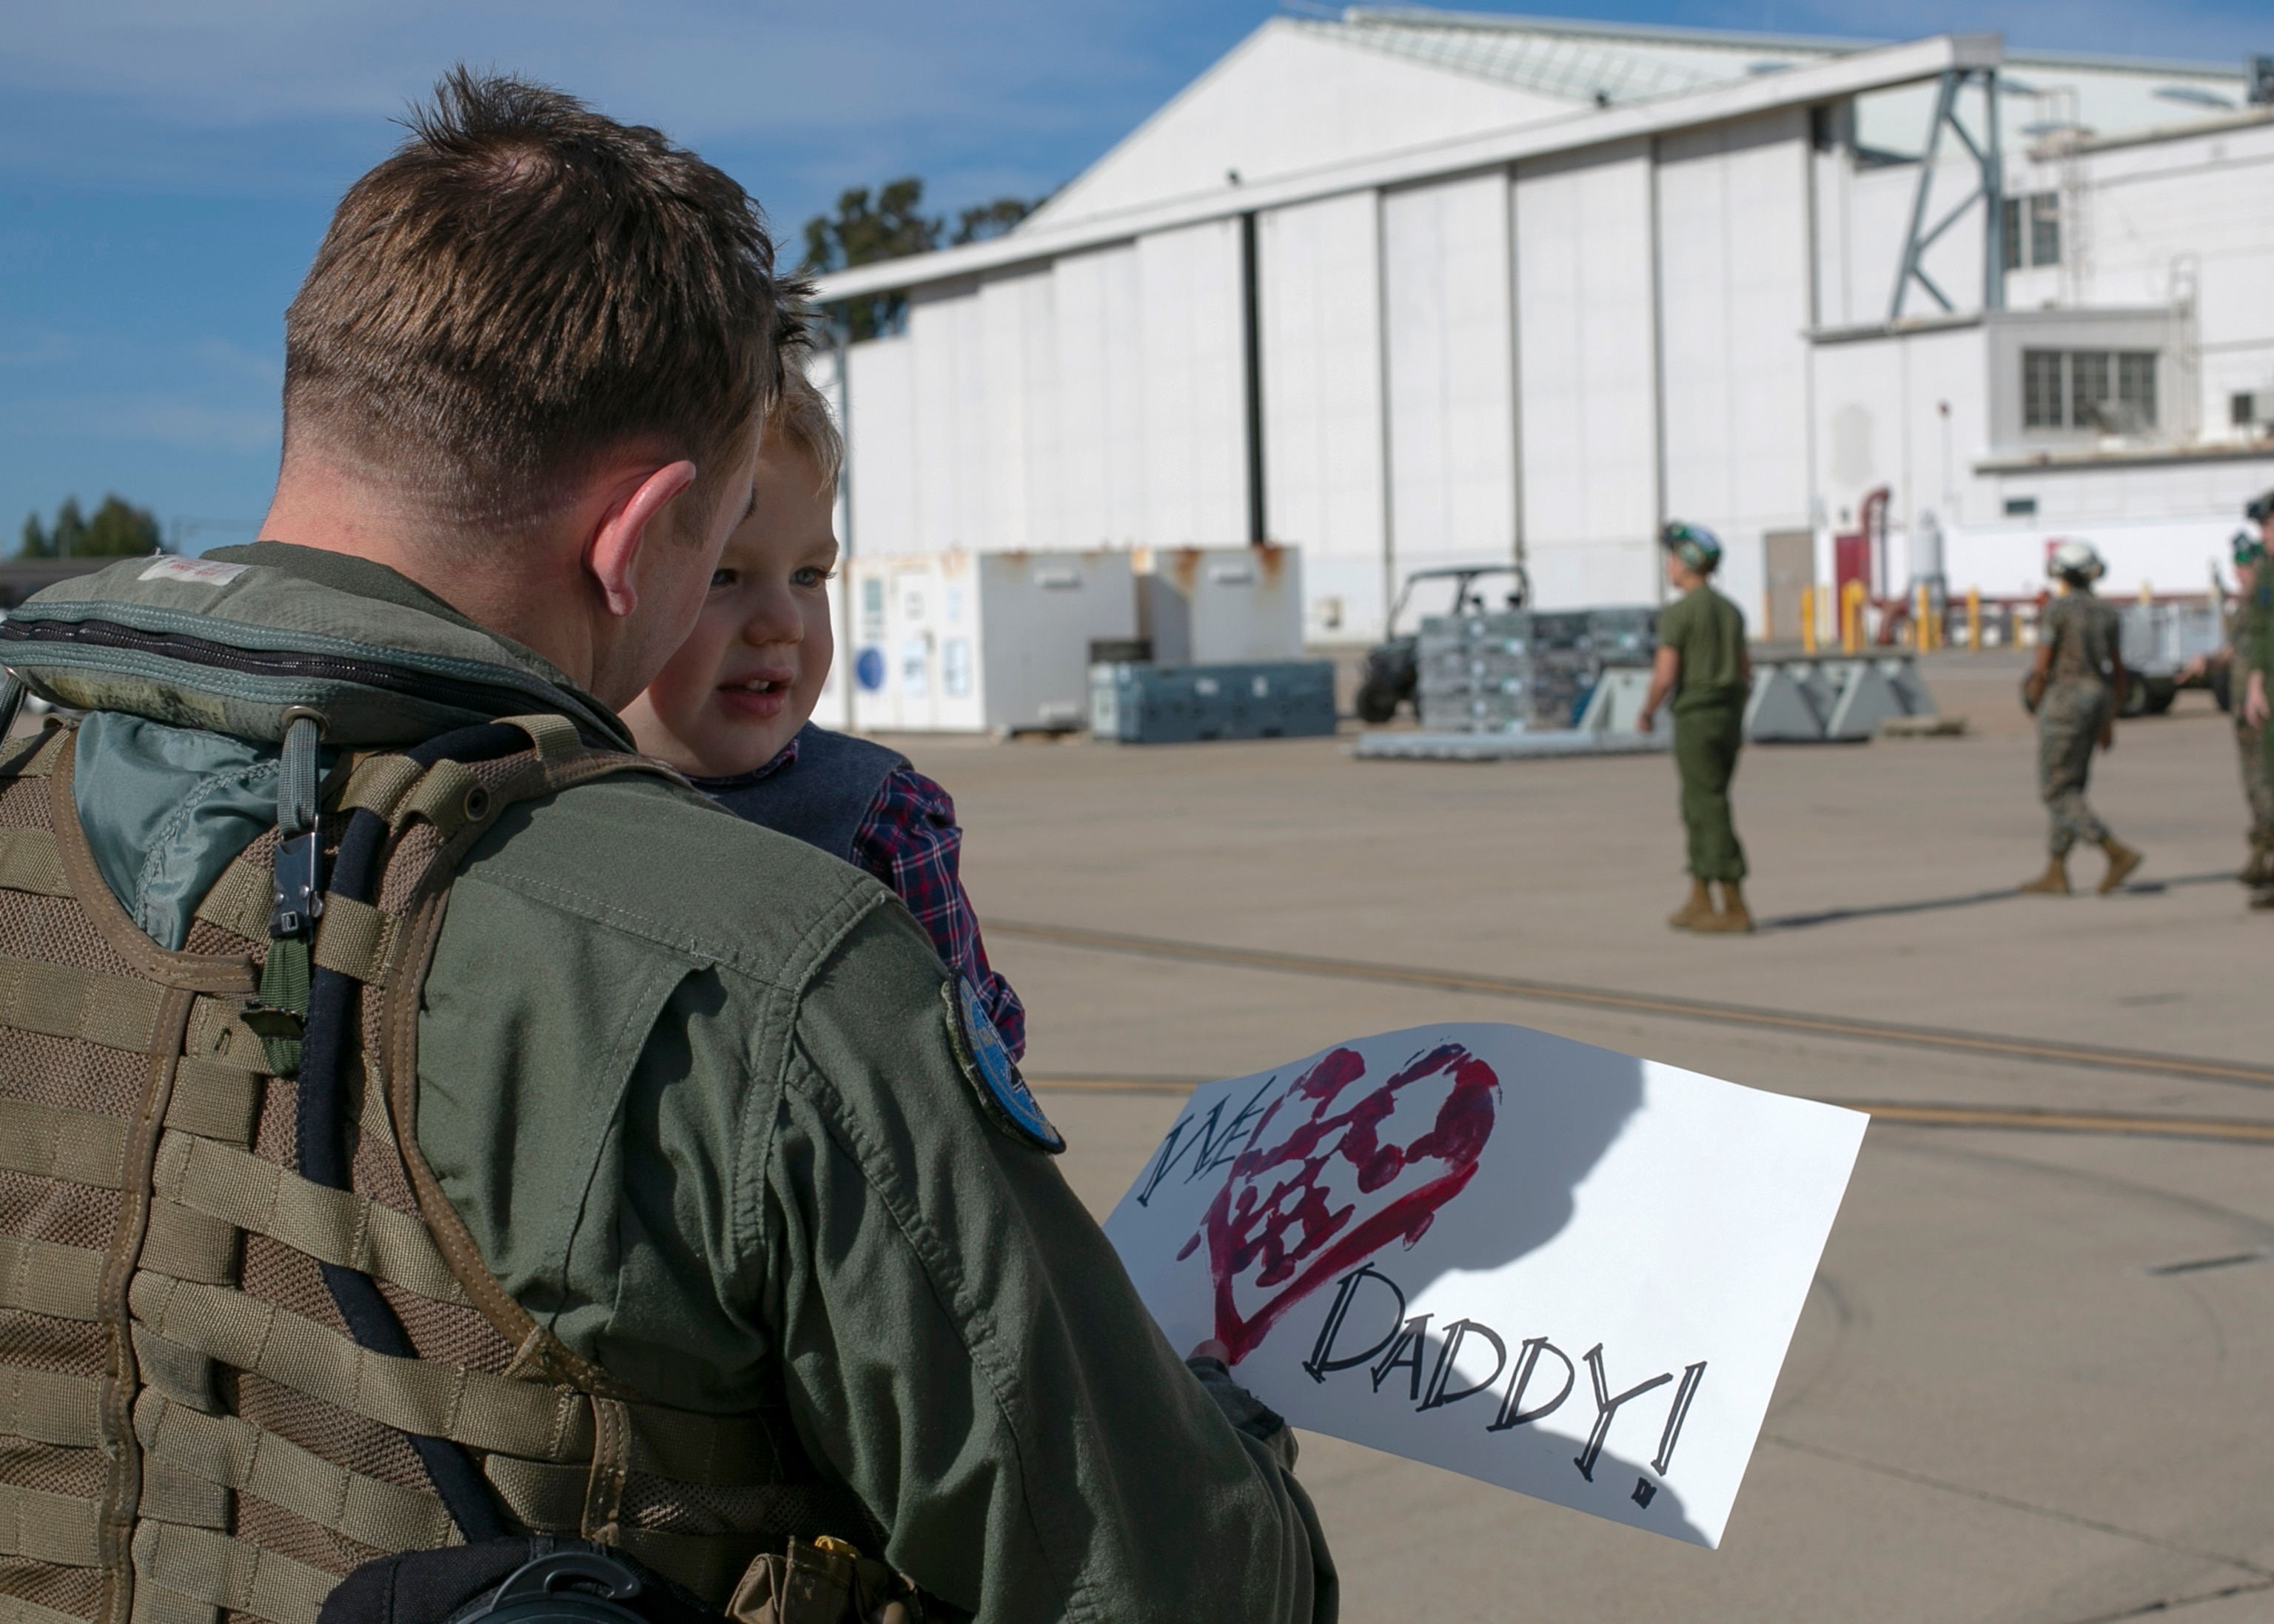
[951, 197, 1037, 246]
[19, 495, 163, 559]
[799, 181, 1044, 340]
[799, 178, 942, 342]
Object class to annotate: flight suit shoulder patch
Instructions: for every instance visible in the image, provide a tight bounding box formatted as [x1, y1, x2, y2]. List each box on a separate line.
[942, 977, 1062, 1154]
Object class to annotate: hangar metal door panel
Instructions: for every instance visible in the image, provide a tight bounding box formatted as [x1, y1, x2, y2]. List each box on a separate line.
[1763, 529, 1814, 645]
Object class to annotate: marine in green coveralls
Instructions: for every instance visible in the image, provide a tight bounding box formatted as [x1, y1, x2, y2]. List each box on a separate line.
[1637, 523, 1754, 935]
[18, 76, 1334, 1624]
[2179, 520, 2274, 888]
[2238, 490, 2274, 910]
[2019, 540, 2143, 896]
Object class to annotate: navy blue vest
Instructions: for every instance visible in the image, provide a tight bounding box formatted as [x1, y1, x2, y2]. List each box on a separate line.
[691, 723, 910, 863]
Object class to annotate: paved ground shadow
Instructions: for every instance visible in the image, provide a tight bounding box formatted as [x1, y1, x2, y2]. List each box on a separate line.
[1758, 869, 2234, 932]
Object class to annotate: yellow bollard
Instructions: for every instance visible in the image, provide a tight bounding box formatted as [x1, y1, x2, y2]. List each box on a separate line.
[1840, 580, 1865, 653]
[1967, 587, 1982, 652]
[2139, 580, 2153, 606]
[1800, 585, 1817, 654]
[1914, 583, 1929, 650]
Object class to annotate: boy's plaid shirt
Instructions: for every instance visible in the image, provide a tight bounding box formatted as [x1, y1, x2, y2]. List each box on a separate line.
[848, 765, 1027, 1061]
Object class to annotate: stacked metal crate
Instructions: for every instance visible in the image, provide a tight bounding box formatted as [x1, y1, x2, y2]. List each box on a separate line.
[1090, 660, 1338, 743]
[1416, 607, 1657, 734]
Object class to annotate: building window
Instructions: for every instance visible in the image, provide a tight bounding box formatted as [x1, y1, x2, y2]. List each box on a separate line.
[2020, 349, 2159, 432]
[2005, 496, 2038, 517]
[2001, 192, 2061, 272]
[2022, 350, 2065, 427]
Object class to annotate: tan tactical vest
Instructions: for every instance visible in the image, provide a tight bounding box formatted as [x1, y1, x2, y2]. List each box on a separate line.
[0, 715, 871, 1624]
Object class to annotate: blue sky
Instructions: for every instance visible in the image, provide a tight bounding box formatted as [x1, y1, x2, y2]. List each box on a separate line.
[2, 0, 2267, 554]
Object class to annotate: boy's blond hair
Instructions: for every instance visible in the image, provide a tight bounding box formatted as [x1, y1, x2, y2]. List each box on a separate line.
[769, 364, 843, 495]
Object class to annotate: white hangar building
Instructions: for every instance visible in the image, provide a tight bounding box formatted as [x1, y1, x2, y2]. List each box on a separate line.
[811, 7, 2274, 642]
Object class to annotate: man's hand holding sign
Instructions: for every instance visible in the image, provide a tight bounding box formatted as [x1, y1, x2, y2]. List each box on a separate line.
[1106, 1024, 1866, 1548]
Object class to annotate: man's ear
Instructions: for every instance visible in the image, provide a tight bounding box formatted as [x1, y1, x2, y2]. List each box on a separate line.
[586, 460, 699, 619]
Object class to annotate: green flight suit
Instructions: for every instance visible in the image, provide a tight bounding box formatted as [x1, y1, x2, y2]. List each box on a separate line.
[1657, 584, 1749, 883]
[2222, 594, 2274, 846]
[19, 543, 1336, 1624]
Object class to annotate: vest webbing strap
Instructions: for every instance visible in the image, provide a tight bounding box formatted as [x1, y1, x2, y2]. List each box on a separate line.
[164, 1058, 261, 1147]
[477, 1454, 583, 1529]
[151, 1132, 466, 1306]
[336, 756, 426, 823]
[8, 731, 67, 779]
[135, 1392, 459, 1557]
[131, 1520, 336, 1624]
[0, 1363, 102, 1447]
[0, 1097, 130, 1189]
[129, 1273, 592, 1463]
[395, 762, 485, 840]
[184, 999, 270, 1078]
[0, 1478, 102, 1566]
[0, 1590, 96, 1624]
[0, 831, 70, 899]
[190, 853, 272, 947]
[0, 1232, 105, 1322]
[309, 899, 396, 987]
[0, 959, 166, 1053]
[140, 1204, 235, 1286]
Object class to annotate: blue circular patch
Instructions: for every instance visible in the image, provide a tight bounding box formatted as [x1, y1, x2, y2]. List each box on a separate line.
[956, 977, 1062, 1154]
[855, 647, 888, 692]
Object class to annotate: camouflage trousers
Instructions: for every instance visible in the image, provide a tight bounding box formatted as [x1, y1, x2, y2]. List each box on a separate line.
[2235, 715, 2274, 845]
[2038, 680, 2111, 856]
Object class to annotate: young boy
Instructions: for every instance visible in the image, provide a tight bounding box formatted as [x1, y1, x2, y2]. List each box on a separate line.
[622, 366, 1027, 1056]
[1635, 520, 1754, 933]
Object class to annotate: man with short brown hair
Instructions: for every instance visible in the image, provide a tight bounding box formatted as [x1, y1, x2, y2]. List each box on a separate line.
[0, 70, 1334, 1624]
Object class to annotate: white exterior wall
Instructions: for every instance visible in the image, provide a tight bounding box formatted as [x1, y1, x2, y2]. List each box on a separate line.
[1051, 244, 1147, 548]
[1515, 139, 1660, 608]
[1383, 173, 1520, 600]
[905, 284, 986, 553]
[1657, 111, 1815, 636]
[1257, 191, 1387, 639]
[1136, 218, 1250, 548]
[977, 269, 1057, 552]
[2053, 121, 2274, 439]
[1811, 324, 1989, 594]
[845, 335, 916, 557]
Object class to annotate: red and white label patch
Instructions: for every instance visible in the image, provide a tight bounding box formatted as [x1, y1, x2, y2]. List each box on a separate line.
[138, 557, 250, 586]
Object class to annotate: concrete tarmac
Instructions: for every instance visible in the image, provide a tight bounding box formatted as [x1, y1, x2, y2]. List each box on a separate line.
[887, 650, 2274, 1624]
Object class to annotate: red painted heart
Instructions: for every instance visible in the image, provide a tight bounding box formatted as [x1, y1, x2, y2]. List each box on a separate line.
[1178, 1042, 1500, 1363]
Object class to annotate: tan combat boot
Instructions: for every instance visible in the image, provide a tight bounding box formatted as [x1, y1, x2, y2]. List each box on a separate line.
[1691, 881, 1754, 933]
[2019, 856, 2070, 895]
[1668, 879, 1713, 930]
[2097, 838, 2144, 894]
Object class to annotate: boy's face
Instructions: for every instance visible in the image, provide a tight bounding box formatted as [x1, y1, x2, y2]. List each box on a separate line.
[1666, 553, 1704, 593]
[623, 440, 837, 777]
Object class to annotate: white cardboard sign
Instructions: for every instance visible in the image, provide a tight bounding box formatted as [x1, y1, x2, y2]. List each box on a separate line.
[1101, 1024, 1867, 1548]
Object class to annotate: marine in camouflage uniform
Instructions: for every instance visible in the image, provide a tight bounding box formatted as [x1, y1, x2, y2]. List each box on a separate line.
[2020, 543, 2142, 896]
